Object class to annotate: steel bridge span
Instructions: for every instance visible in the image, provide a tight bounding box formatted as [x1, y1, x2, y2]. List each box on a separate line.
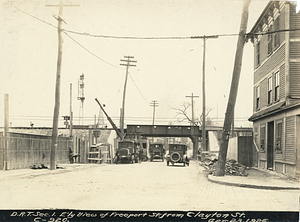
[126, 124, 252, 159]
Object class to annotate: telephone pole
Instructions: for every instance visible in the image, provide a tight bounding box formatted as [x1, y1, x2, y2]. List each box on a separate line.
[215, 0, 251, 176]
[46, 0, 79, 170]
[150, 100, 159, 125]
[3, 94, 9, 171]
[120, 56, 137, 137]
[192, 35, 218, 160]
[185, 93, 199, 125]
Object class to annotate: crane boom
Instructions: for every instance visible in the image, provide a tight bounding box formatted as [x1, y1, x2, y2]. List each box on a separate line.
[95, 98, 123, 139]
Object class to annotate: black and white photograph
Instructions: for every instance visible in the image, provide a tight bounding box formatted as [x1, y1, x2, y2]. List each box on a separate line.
[0, 0, 299, 221]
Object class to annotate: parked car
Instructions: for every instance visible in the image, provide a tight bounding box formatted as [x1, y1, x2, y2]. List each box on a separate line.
[165, 143, 189, 166]
[149, 143, 165, 162]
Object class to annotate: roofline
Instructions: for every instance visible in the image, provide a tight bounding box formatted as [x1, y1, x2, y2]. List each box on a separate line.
[249, 101, 300, 121]
[250, 1, 273, 34]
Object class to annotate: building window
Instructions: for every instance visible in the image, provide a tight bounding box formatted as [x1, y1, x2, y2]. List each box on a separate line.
[275, 120, 283, 153]
[274, 17, 280, 49]
[268, 77, 272, 105]
[268, 25, 273, 55]
[256, 42, 260, 66]
[256, 85, 260, 110]
[275, 71, 280, 101]
[260, 125, 266, 152]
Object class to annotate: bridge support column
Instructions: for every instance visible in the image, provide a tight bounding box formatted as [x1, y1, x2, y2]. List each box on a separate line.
[190, 136, 199, 160]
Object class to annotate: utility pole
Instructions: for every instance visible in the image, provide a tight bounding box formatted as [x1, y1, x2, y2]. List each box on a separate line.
[191, 35, 218, 160]
[70, 83, 73, 137]
[185, 93, 199, 125]
[150, 100, 159, 125]
[120, 56, 137, 137]
[3, 94, 9, 171]
[46, 0, 79, 170]
[215, 0, 251, 176]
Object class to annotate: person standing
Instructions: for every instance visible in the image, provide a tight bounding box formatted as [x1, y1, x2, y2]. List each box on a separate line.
[138, 147, 143, 163]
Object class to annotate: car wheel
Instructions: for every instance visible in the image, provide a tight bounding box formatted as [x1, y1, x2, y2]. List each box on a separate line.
[167, 161, 169, 166]
[183, 162, 186, 167]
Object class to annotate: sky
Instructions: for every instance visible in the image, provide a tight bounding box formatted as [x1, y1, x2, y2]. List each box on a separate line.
[0, 0, 279, 128]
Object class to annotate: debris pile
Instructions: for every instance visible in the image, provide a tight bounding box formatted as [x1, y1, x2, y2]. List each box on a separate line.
[30, 164, 48, 170]
[203, 158, 248, 177]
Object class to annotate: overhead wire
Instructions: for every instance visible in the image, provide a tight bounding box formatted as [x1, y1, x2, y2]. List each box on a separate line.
[128, 72, 149, 105]
[15, 5, 300, 41]
[64, 32, 121, 69]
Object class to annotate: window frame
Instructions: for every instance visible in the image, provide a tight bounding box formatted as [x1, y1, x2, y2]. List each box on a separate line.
[268, 77, 272, 105]
[256, 41, 260, 67]
[268, 25, 273, 55]
[275, 120, 283, 154]
[260, 124, 266, 152]
[273, 16, 280, 49]
[256, 85, 260, 110]
[274, 71, 280, 101]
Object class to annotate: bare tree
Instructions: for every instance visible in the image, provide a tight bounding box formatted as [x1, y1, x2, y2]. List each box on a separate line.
[172, 102, 213, 127]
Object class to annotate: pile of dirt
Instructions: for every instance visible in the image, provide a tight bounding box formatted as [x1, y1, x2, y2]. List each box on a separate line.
[203, 158, 248, 176]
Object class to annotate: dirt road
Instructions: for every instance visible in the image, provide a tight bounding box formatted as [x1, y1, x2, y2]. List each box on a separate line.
[0, 161, 298, 211]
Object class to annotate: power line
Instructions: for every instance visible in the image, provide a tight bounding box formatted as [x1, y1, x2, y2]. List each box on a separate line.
[15, 6, 300, 41]
[64, 32, 121, 69]
[128, 72, 149, 104]
[14, 6, 57, 29]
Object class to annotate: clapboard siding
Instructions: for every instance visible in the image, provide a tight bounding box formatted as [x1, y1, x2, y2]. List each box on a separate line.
[260, 78, 268, 109]
[290, 62, 300, 97]
[254, 7, 286, 69]
[290, 42, 300, 57]
[279, 64, 286, 100]
[285, 116, 296, 163]
[254, 44, 285, 84]
[290, 3, 300, 39]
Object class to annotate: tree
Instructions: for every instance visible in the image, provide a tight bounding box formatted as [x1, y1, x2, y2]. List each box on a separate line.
[172, 102, 213, 127]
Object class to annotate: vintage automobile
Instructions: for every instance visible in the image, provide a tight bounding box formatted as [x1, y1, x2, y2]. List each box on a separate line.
[165, 143, 189, 166]
[115, 140, 138, 164]
[149, 142, 165, 162]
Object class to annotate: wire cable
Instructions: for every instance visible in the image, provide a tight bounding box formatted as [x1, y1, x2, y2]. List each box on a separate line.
[14, 6, 300, 40]
[128, 72, 149, 105]
[64, 32, 122, 69]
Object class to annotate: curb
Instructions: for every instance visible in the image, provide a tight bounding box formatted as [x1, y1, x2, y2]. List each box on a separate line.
[193, 160, 299, 190]
[207, 175, 299, 190]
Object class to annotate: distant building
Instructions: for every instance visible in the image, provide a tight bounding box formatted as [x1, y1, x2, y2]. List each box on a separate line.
[248, 1, 300, 178]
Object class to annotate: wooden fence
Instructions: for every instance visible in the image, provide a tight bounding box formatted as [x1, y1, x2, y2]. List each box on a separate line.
[1, 132, 71, 170]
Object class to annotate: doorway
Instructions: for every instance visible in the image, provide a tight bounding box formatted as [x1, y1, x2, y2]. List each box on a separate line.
[267, 121, 274, 170]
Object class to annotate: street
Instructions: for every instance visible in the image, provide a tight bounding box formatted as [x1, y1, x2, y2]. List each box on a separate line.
[0, 161, 298, 211]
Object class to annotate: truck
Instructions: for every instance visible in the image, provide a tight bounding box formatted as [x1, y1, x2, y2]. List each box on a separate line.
[116, 140, 138, 164]
[149, 142, 165, 162]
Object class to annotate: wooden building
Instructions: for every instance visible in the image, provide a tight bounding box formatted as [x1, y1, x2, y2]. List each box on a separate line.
[248, 1, 300, 178]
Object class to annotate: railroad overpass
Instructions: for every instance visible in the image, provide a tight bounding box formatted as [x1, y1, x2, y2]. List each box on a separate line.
[126, 125, 202, 159]
[126, 124, 253, 159]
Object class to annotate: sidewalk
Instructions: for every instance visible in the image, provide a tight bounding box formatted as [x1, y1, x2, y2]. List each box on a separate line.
[0, 163, 102, 180]
[205, 166, 299, 190]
